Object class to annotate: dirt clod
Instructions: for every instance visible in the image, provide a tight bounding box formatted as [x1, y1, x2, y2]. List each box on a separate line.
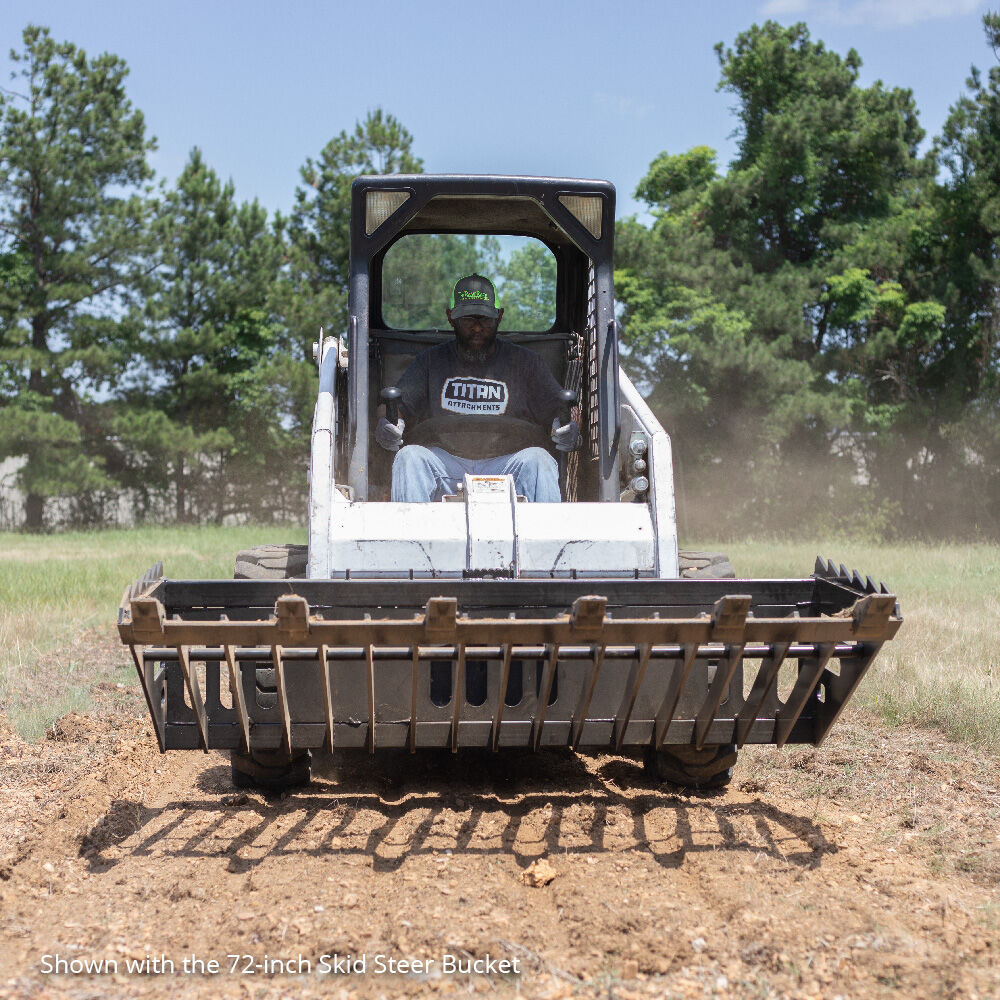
[519, 858, 558, 887]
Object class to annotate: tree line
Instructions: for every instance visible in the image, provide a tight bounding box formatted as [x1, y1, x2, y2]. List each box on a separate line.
[1, 20, 998, 536]
[618, 18, 1000, 539]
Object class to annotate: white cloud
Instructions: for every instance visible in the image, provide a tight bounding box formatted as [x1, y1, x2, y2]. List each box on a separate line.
[759, 0, 982, 28]
[594, 93, 653, 120]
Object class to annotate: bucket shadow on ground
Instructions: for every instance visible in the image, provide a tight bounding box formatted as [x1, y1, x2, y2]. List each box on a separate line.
[84, 749, 835, 874]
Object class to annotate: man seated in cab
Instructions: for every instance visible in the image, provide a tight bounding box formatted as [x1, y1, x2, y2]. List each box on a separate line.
[375, 273, 580, 502]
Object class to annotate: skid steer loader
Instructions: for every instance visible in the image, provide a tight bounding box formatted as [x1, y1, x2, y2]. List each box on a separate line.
[118, 174, 902, 791]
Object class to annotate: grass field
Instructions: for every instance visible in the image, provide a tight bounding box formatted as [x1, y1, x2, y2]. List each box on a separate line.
[0, 525, 304, 739]
[0, 528, 996, 749]
[729, 539, 999, 752]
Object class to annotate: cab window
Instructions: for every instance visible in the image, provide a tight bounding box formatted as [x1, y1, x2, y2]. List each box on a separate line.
[382, 234, 556, 331]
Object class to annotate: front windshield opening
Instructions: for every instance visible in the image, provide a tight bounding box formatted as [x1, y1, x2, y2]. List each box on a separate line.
[381, 234, 556, 331]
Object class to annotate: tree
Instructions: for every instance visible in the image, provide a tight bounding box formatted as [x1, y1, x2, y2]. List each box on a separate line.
[283, 109, 423, 349]
[0, 25, 155, 529]
[119, 149, 304, 522]
[617, 22, 938, 536]
[496, 241, 556, 331]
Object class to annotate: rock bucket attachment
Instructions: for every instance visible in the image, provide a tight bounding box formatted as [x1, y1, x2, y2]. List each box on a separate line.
[118, 559, 901, 756]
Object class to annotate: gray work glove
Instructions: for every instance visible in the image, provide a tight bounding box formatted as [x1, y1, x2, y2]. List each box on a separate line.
[375, 416, 405, 452]
[550, 418, 582, 453]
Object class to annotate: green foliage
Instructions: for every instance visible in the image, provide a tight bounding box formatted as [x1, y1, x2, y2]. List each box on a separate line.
[380, 234, 556, 332]
[118, 149, 310, 522]
[496, 241, 556, 331]
[634, 146, 717, 211]
[286, 109, 423, 345]
[619, 19, 999, 538]
[0, 25, 155, 529]
[382, 233, 495, 329]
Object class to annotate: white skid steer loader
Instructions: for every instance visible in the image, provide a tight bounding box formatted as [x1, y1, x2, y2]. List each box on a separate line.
[118, 175, 902, 792]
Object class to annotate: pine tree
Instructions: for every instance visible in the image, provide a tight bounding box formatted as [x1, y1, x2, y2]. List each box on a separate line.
[0, 25, 154, 528]
[118, 149, 299, 522]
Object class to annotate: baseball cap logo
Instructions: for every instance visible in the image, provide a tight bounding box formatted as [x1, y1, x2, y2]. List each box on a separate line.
[450, 273, 499, 318]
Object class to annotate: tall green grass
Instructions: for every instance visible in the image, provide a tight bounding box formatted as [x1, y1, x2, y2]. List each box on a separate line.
[719, 539, 1000, 752]
[1, 529, 996, 751]
[0, 525, 304, 740]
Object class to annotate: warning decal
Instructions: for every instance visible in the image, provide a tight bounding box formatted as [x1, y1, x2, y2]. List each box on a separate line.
[440, 377, 509, 414]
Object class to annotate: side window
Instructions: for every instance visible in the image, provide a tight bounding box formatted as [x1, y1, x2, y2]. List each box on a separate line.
[382, 234, 556, 331]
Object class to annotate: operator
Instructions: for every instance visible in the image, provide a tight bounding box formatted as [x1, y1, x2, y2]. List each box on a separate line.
[375, 273, 580, 502]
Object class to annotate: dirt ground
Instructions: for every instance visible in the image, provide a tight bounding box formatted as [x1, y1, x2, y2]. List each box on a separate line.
[0, 630, 997, 1000]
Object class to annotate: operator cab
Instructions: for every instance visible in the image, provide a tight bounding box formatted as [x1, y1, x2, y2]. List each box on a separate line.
[343, 175, 622, 503]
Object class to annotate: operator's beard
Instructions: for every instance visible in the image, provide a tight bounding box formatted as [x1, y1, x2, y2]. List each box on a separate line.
[455, 339, 498, 364]
[457, 345, 493, 363]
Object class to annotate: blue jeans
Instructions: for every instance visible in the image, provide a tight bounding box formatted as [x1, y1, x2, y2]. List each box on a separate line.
[391, 445, 560, 502]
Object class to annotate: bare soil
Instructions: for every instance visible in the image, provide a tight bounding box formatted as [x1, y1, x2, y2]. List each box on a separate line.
[0, 631, 997, 1000]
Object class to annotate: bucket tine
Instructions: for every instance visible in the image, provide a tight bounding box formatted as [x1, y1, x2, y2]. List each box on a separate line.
[224, 644, 251, 753]
[532, 645, 560, 751]
[271, 644, 293, 755]
[366, 642, 376, 753]
[571, 644, 606, 748]
[451, 644, 467, 753]
[129, 643, 165, 752]
[409, 644, 420, 754]
[814, 642, 883, 746]
[653, 642, 698, 750]
[694, 643, 745, 750]
[613, 643, 652, 752]
[176, 645, 209, 753]
[491, 644, 513, 752]
[734, 641, 790, 748]
[318, 644, 334, 751]
[775, 642, 835, 747]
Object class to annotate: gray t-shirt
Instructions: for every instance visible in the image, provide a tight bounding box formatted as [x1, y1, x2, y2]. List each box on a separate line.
[397, 339, 565, 459]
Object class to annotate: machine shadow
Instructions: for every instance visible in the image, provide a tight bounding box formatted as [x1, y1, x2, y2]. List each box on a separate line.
[86, 749, 838, 874]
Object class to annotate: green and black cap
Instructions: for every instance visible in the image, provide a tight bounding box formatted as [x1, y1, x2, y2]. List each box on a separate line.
[449, 273, 500, 320]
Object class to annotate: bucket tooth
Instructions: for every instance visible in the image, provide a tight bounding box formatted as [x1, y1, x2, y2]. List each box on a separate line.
[775, 642, 835, 747]
[176, 645, 209, 753]
[570, 595, 607, 634]
[224, 644, 251, 753]
[271, 644, 293, 756]
[365, 641, 376, 753]
[531, 645, 560, 751]
[734, 642, 790, 748]
[653, 642, 698, 749]
[613, 644, 652, 751]
[319, 644, 334, 751]
[450, 645, 466, 753]
[491, 644, 513, 751]
[694, 643, 744, 750]
[570, 644, 606, 748]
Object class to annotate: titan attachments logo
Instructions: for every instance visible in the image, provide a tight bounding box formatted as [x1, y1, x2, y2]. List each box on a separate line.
[440, 377, 509, 414]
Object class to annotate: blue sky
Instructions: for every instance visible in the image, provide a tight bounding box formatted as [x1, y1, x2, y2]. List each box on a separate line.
[1, 0, 993, 220]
